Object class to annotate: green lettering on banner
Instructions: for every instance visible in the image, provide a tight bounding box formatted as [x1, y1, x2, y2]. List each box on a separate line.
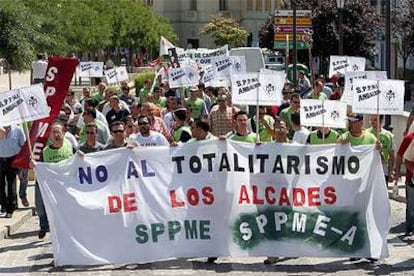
[232, 207, 366, 253]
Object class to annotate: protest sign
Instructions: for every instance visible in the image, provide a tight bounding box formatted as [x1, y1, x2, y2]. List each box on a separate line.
[342, 71, 387, 105]
[352, 79, 405, 115]
[0, 84, 50, 127]
[105, 66, 129, 84]
[328, 56, 366, 78]
[230, 56, 246, 74]
[160, 36, 176, 56]
[12, 57, 78, 168]
[168, 67, 199, 88]
[231, 73, 261, 105]
[300, 99, 347, 129]
[79, 62, 104, 78]
[214, 56, 233, 79]
[36, 141, 390, 266]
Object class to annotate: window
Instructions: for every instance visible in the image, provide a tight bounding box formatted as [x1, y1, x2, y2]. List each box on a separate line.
[219, 0, 227, 10]
[256, 0, 262, 11]
[247, 0, 254, 11]
[190, 0, 197, 11]
[265, 0, 271, 11]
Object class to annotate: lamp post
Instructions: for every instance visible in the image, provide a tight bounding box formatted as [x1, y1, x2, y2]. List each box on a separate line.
[336, 0, 345, 55]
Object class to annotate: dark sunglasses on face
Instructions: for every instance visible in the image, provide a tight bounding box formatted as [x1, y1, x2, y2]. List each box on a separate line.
[112, 129, 124, 133]
[138, 122, 149, 126]
[86, 131, 96, 135]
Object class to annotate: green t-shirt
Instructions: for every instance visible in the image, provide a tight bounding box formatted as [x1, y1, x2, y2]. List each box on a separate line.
[139, 87, 151, 103]
[173, 126, 192, 143]
[338, 130, 377, 146]
[186, 98, 205, 119]
[42, 140, 73, 163]
[307, 91, 328, 100]
[188, 133, 217, 143]
[154, 96, 167, 108]
[250, 115, 274, 142]
[366, 127, 393, 164]
[308, 129, 339, 145]
[230, 133, 257, 144]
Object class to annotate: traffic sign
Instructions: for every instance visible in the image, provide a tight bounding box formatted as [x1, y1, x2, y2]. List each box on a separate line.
[274, 26, 312, 33]
[274, 41, 307, 50]
[275, 17, 312, 25]
[275, 10, 311, 17]
[274, 33, 303, 41]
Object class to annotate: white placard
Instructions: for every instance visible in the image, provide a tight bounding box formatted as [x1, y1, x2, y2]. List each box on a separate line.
[79, 62, 104, 78]
[329, 56, 366, 78]
[300, 99, 347, 129]
[168, 67, 199, 88]
[352, 79, 405, 115]
[0, 84, 50, 126]
[342, 71, 388, 104]
[105, 66, 129, 84]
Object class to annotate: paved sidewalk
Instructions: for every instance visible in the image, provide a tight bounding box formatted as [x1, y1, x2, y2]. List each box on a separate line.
[0, 180, 35, 240]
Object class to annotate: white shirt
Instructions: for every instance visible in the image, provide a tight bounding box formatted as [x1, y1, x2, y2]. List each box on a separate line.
[292, 127, 310, 145]
[32, 60, 48, 79]
[130, 132, 169, 147]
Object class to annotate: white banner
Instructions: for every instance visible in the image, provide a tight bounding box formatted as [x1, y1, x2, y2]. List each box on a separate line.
[160, 36, 176, 56]
[105, 66, 129, 84]
[0, 84, 50, 127]
[342, 71, 387, 105]
[329, 56, 366, 78]
[35, 142, 390, 266]
[352, 79, 405, 115]
[202, 65, 216, 86]
[214, 56, 233, 79]
[300, 99, 347, 129]
[79, 62, 104, 78]
[168, 67, 199, 88]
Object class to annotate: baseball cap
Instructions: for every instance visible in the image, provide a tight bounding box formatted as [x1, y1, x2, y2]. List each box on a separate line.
[347, 113, 364, 122]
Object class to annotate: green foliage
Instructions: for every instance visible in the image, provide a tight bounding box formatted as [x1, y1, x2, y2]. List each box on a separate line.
[393, 0, 414, 79]
[134, 70, 155, 90]
[200, 15, 249, 48]
[0, 1, 43, 71]
[0, 0, 177, 70]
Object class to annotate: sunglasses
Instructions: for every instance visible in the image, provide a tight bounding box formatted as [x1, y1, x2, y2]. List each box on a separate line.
[127, 125, 134, 128]
[138, 122, 149, 126]
[86, 131, 96, 135]
[292, 101, 300, 104]
[112, 130, 124, 133]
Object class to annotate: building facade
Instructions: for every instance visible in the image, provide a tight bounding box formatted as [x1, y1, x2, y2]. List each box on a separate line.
[146, 0, 290, 49]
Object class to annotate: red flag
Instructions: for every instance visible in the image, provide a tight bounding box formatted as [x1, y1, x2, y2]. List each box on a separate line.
[147, 57, 161, 67]
[12, 56, 78, 168]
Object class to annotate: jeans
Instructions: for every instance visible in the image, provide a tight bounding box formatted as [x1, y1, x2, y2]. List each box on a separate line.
[0, 157, 18, 214]
[18, 169, 28, 199]
[406, 178, 414, 233]
[35, 182, 49, 231]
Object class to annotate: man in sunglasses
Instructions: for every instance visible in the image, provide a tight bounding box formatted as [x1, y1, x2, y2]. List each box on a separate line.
[129, 116, 169, 147]
[79, 123, 104, 154]
[104, 121, 130, 150]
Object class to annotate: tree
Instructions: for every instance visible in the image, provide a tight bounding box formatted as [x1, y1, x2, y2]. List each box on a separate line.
[393, 0, 414, 80]
[258, 0, 380, 67]
[258, 14, 274, 49]
[200, 15, 249, 48]
[0, 1, 49, 88]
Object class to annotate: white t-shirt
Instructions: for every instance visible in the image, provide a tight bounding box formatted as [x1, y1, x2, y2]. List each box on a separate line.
[292, 127, 310, 145]
[130, 132, 169, 147]
[32, 60, 48, 79]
